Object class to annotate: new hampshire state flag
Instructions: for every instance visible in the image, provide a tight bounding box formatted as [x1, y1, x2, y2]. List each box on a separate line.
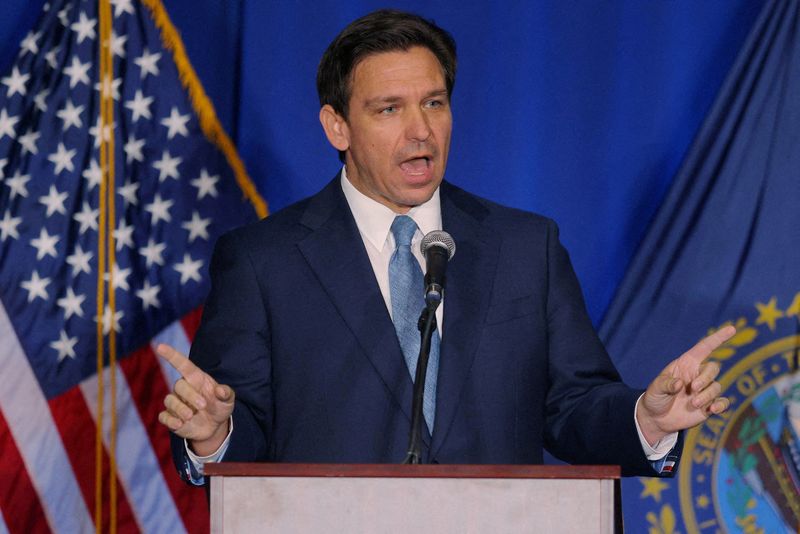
[600, 1, 800, 532]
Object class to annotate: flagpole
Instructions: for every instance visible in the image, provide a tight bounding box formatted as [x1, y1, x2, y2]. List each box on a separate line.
[97, 0, 118, 532]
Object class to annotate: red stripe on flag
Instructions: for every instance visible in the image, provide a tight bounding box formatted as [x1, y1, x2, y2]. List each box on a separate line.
[0, 408, 51, 534]
[121, 345, 209, 534]
[180, 306, 204, 341]
[48, 387, 140, 533]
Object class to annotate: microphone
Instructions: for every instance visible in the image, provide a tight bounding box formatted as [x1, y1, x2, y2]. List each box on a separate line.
[420, 231, 456, 310]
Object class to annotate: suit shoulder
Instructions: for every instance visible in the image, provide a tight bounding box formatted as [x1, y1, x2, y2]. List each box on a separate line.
[217, 194, 313, 251]
[442, 181, 556, 234]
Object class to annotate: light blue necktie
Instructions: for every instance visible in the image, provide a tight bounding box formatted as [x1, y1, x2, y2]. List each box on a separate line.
[389, 215, 439, 432]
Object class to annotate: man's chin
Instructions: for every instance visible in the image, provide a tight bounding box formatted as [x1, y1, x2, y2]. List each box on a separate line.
[393, 184, 440, 210]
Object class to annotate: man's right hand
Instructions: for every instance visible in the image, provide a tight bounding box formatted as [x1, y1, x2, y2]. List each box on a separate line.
[157, 343, 235, 456]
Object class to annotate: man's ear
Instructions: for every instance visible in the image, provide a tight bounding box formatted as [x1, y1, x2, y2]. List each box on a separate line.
[319, 105, 350, 152]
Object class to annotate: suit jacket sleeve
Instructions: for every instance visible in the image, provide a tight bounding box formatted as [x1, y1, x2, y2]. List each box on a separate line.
[170, 230, 273, 476]
[540, 219, 680, 475]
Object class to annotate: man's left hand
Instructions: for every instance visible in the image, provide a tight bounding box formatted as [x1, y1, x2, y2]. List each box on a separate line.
[637, 325, 736, 446]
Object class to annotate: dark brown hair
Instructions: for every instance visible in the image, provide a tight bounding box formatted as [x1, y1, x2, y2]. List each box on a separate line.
[317, 9, 457, 119]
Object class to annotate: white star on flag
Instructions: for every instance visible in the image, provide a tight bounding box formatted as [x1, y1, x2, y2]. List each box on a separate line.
[145, 194, 174, 224]
[136, 280, 161, 310]
[73, 201, 99, 232]
[0, 108, 18, 139]
[152, 150, 182, 182]
[113, 219, 135, 250]
[70, 12, 96, 44]
[50, 330, 78, 362]
[56, 288, 86, 320]
[0, 211, 22, 241]
[20, 270, 51, 303]
[123, 134, 145, 163]
[161, 107, 190, 139]
[182, 211, 211, 242]
[66, 244, 93, 276]
[174, 253, 203, 284]
[56, 5, 70, 26]
[20, 31, 42, 56]
[104, 262, 132, 292]
[44, 46, 60, 69]
[30, 228, 59, 260]
[94, 75, 122, 101]
[107, 31, 128, 58]
[89, 116, 114, 149]
[48, 142, 77, 174]
[96, 305, 124, 335]
[111, 0, 136, 17]
[124, 89, 153, 122]
[134, 48, 161, 79]
[1, 66, 30, 97]
[139, 238, 166, 268]
[63, 55, 91, 88]
[190, 168, 220, 199]
[34, 89, 50, 112]
[6, 170, 31, 199]
[82, 159, 102, 190]
[118, 180, 139, 206]
[56, 99, 84, 131]
[38, 185, 68, 217]
[18, 130, 40, 155]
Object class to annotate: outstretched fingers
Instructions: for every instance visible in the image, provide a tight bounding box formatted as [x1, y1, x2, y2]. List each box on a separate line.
[690, 360, 721, 392]
[681, 325, 736, 367]
[156, 343, 199, 379]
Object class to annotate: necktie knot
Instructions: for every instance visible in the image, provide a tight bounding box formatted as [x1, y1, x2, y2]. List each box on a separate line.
[391, 215, 417, 248]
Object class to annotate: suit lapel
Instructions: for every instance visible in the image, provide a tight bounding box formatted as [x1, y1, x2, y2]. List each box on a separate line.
[431, 183, 499, 458]
[296, 178, 428, 444]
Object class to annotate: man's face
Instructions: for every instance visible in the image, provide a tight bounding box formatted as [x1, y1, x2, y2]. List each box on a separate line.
[324, 47, 452, 213]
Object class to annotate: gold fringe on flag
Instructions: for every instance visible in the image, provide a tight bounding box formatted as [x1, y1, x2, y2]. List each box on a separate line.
[141, 0, 268, 218]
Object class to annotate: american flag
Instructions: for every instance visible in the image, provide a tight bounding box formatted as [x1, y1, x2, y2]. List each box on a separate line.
[0, 0, 264, 532]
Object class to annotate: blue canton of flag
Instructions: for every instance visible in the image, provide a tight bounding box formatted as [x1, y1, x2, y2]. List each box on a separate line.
[0, 0, 264, 532]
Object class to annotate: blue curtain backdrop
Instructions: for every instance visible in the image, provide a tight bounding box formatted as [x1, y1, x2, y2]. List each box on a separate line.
[0, 0, 773, 531]
[2, 0, 765, 325]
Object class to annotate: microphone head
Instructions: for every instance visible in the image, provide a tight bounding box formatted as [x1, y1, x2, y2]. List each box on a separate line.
[420, 230, 456, 260]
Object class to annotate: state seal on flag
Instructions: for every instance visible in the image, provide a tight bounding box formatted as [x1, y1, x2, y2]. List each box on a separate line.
[641, 294, 800, 534]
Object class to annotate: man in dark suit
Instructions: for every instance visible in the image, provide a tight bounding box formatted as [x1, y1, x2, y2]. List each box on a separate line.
[158, 10, 733, 483]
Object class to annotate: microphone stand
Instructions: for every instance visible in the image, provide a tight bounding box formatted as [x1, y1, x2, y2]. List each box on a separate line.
[403, 304, 438, 464]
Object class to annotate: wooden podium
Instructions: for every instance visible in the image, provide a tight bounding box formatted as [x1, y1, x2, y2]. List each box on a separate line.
[205, 463, 621, 533]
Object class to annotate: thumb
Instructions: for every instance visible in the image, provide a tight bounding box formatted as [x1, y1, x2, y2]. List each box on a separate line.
[654, 374, 683, 396]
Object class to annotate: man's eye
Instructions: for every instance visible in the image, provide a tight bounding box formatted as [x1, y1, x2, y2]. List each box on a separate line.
[426, 99, 445, 109]
[380, 106, 397, 114]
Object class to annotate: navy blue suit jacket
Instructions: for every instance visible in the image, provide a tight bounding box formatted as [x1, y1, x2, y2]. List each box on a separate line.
[172, 176, 668, 477]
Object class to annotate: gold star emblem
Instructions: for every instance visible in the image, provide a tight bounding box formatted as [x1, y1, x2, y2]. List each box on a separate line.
[755, 297, 784, 331]
[640, 477, 669, 502]
[786, 292, 800, 318]
[696, 494, 710, 509]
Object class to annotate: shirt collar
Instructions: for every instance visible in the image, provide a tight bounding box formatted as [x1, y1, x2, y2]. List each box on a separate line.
[340, 166, 442, 252]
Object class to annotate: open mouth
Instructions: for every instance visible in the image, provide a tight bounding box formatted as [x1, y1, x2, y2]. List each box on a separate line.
[399, 156, 431, 176]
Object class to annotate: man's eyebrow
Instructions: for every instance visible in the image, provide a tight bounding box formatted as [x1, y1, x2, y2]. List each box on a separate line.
[364, 95, 402, 107]
[363, 89, 449, 108]
[426, 89, 448, 99]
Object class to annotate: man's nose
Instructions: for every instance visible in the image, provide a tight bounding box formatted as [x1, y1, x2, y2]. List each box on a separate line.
[405, 108, 432, 141]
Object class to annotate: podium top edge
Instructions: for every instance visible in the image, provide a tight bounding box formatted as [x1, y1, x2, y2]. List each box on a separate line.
[203, 463, 621, 479]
